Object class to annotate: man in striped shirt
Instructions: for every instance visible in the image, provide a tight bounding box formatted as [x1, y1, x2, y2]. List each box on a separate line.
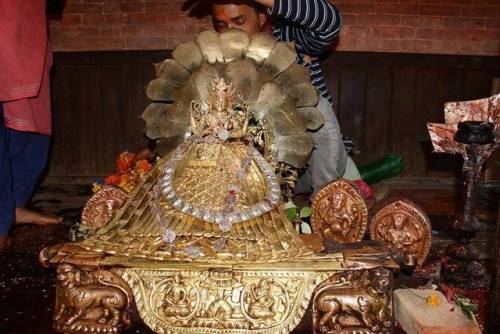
[212, 0, 361, 194]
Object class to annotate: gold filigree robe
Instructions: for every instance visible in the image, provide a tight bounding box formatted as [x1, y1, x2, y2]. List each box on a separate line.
[80, 141, 311, 263]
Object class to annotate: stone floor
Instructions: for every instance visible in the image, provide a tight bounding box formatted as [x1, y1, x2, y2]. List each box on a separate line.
[0, 177, 497, 334]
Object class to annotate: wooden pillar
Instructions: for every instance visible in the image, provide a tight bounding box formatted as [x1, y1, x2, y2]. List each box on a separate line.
[488, 203, 500, 333]
[486, 79, 500, 333]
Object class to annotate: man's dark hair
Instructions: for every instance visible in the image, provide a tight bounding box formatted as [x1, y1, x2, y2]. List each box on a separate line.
[211, 0, 265, 13]
[184, 0, 265, 19]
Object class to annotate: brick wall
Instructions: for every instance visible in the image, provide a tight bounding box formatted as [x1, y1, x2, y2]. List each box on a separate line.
[49, 0, 500, 55]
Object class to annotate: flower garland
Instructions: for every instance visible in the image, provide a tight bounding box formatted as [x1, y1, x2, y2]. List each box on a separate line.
[150, 134, 281, 253]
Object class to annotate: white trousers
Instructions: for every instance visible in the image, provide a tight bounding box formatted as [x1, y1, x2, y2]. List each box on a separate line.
[295, 96, 360, 194]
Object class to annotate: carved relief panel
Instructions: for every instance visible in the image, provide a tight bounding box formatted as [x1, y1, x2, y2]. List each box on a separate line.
[370, 199, 432, 266]
[122, 269, 333, 334]
[81, 186, 128, 230]
[311, 179, 368, 243]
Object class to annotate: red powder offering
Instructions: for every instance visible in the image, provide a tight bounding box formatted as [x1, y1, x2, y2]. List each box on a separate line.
[440, 283, 488, 331]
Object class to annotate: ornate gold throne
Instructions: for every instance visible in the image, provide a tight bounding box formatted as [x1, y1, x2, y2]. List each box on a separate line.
[40, 30, 402, 334]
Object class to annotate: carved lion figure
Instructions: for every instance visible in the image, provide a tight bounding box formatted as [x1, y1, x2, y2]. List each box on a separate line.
[316, 268, 393, 333]
[54, 264, 130, 327]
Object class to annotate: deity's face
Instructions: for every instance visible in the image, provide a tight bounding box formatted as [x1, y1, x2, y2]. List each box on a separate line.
[332, 193, 344, 209]
[393, 213, 406, 229]
[259, 279, 270, 291]
[211, 0, 266, 35]
[190, 77, 248, 138]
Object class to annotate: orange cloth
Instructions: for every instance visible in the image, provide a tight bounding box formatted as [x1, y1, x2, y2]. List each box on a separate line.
[0, 0, 52, 135]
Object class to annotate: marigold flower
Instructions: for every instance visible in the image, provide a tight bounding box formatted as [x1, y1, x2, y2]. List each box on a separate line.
[104, 174, 121, 185]
[116, 151, 136, 172]
[135, 159, 152, 174]
[427, 292, 442, 306]
[118, 174, 136, 193]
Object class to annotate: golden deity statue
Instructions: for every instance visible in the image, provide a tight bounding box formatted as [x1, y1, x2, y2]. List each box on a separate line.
[79, 75, 311, 263]
[384, 213, 423, 252]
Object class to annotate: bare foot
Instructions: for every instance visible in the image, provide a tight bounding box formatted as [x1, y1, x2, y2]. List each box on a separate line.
[0, 236, 11, 253]
[15, 208, 63, 226]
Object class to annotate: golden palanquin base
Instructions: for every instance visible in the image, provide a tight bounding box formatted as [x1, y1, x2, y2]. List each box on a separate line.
[123, 266, 335, 334]
[41, 241, 397, 334]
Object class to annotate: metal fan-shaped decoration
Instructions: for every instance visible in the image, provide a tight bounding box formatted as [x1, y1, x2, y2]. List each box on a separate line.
[142, 30, 324, 183]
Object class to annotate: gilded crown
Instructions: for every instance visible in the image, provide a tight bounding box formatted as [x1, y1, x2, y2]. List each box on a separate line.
[189, 77, 248, 139]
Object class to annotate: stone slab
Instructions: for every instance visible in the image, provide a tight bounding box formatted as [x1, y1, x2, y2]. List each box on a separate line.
[394, 289, 480, 334]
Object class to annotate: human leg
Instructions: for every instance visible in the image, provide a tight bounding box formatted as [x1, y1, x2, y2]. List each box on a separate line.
[8, 126, 62, 225]
[296, 97, 349, 194]
[9, 128, 50, 206]
[0, 104, 14, 251]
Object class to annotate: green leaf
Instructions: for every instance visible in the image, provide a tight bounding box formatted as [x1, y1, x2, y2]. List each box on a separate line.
[455, 296, 479, 324]
[286, 207, 297, 221]
[299, 206, 312, 218]
[284, 200, 296, 210]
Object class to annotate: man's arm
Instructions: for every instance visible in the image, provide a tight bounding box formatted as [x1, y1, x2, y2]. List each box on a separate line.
[257, 0, 342, 56]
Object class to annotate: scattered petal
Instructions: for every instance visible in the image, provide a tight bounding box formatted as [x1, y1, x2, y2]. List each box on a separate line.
[426, 292, 442, 306]
[300, 222, 312, 234]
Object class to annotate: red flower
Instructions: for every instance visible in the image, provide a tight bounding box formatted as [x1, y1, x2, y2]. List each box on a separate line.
[116, 151, 136, 172]
[353, 179, 374, 199]
[104, 173, 121, 185]
[134, 159, 152, 174]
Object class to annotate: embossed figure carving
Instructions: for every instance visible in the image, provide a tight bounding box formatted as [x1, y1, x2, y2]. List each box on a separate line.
[327, 193, 356, 239]
[207, 289, 233, 321]
[387, 213, 422, 250]
[246, 279, 276, 320]
[312, 179, 368, 243]
[370, 199, 432, 266]
[81, 186, 127, 230]
[314, 268, 394, 334]
[163, 274, 193, 318]
[53, 264, 131, 333]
